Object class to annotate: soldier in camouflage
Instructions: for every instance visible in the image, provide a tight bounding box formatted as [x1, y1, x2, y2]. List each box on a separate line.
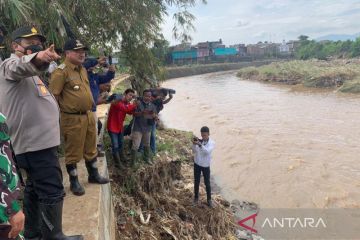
[0, 112, 25, 239]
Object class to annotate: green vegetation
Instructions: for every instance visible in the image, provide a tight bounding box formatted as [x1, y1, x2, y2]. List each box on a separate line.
[0, 0, 206, 91]
[237, 59, 360, 93]
[295, 35, 360, 60]
[338, 78, 360, 94]
[112, 78, 131, 96]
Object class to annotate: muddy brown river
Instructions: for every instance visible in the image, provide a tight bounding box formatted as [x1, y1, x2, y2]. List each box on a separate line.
[161, 71, 360, 208]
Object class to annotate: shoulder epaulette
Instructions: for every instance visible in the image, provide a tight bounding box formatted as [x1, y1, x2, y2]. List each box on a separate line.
[57, 63, 66, 69]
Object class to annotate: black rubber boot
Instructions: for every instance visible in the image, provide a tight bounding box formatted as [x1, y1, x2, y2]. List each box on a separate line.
[112, 152, 122, 169]
[130, 149, 137, 167]
[23, 177, 42, 240]
[40, 201, 83, 240]
[207, 199, 213, 208]
[119, 148, 126, 163]
[85, 158, 110, 184]
[66, 164, 85, 196]
[143, 146, 152, 165]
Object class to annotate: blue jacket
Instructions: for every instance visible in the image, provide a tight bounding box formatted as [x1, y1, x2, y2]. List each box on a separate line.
[88, 70, 115, 111]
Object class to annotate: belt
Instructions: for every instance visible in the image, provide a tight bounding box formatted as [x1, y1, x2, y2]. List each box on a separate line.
[62, 111, 90, 115]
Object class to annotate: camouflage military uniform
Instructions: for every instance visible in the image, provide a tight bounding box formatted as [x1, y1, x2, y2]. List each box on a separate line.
[0, 112, 24, 240]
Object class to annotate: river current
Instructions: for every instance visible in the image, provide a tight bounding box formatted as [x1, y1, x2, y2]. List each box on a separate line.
[161, 71, 360, 208]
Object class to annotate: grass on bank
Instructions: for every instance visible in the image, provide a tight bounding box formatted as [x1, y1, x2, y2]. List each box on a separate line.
[237, 59, 360, 93]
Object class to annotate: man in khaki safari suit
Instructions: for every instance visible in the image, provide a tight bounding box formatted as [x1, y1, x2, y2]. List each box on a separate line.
[49, 39, 109, 196]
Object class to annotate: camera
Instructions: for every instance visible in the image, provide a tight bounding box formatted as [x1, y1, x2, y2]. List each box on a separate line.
[106, 93, 122, 103]
[164, 88, 176, 95]
[150, 88, 176, 97]
[193, 137, 202, 142]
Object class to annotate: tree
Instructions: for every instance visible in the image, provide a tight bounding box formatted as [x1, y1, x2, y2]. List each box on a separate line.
[298, 35, 309, 42]
[151, 37, 170, 65]
[351, 37, 360, 57]
[0, 0, 206, 90]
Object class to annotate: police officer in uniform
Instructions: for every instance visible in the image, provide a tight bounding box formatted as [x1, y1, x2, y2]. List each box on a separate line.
[49, 39, 109, 196]
[0, 26, 82, 240]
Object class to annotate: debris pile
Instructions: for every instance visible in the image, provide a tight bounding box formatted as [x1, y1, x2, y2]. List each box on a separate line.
[106, 128, 238, 240]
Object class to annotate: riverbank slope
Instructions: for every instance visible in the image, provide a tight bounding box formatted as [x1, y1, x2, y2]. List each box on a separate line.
[105, 128, 239, 239]
[106, 77, 242, 239]
[236, 59, 360, 93]
[165, 60, 276, 79]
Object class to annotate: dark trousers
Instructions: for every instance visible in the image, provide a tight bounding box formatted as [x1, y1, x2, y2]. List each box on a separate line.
[16, 147, 65, 204]
[194, 163, 211, 201]
[108, 131, 124, 154]
[97, 119, 103, 136]
[16, 147, 65, 238]
[139, 123, 157, 153]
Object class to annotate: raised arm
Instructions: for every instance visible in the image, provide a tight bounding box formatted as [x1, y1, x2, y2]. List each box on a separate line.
[2, 45, 60, 82]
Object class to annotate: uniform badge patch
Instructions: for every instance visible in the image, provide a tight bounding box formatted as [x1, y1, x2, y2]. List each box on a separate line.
[58, 63, 66, 69]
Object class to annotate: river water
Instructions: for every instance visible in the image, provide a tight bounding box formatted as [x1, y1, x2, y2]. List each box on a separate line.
[161, 71, 360, 208]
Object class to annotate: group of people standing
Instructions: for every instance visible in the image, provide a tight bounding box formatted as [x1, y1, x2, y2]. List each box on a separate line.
[0, 24, 216, 240]
[0, 23, 178, 239]
[107, 87, 173, 168]
[0, 26, 113, 239]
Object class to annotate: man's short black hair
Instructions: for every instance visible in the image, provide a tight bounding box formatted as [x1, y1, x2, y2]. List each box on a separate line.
[200, 126, 210, 133]
[124, 88, 135, 95]
[143, 89, 151, 95]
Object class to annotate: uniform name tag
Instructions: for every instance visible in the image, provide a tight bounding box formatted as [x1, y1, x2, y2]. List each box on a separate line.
[33, 78, 50, 97]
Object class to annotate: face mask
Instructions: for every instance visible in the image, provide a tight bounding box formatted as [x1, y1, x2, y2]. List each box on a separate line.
[23, 44, 43, 55]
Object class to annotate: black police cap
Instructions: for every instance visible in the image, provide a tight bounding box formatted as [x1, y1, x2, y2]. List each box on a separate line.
[63, 39, 89, 51]
[11, 26, 46, 42]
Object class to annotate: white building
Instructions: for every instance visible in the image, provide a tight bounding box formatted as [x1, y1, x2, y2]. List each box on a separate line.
[279, 40, 290, 53]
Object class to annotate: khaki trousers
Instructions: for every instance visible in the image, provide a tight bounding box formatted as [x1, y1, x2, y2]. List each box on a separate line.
[61, 111, 97, 164]
[131, 131, 151, 151]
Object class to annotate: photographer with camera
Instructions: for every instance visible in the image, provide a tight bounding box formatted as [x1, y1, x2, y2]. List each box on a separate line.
[131, 89, 158, 166]
[83, 57, 115, 156]
[192, 126, 215, 208]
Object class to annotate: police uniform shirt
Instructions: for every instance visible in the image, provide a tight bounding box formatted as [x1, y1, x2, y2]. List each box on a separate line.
[0, 53, 60, 154]
[49, 59, 94, 113]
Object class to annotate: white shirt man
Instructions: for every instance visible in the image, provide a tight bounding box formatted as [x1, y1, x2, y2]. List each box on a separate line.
[192, 138, 215, 167]
[192, 126, 215, 207]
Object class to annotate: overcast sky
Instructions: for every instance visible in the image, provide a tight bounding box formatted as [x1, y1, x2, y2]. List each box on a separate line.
[161, 0, 360, 46]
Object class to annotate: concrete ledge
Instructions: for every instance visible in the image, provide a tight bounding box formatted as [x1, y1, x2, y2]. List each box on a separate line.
[59, 76, 129, 239]
[60, 155, 115, 240]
